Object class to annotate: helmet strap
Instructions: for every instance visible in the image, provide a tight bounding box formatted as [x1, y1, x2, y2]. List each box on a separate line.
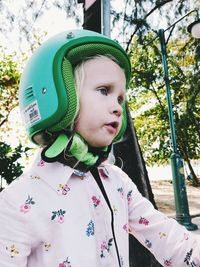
[41, 132, 111, 173]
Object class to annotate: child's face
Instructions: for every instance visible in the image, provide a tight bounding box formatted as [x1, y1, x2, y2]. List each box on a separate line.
[75, 57, 126, 148]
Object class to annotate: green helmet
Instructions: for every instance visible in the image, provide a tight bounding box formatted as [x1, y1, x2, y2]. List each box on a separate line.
[19, 29, 131, 146]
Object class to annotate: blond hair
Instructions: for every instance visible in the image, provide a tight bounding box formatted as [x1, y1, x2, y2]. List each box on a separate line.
[72, 55, 124, 130]
[74, 54, 123, 95]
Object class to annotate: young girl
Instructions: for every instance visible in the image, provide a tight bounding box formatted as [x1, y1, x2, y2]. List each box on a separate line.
[0, 29, 199, 267]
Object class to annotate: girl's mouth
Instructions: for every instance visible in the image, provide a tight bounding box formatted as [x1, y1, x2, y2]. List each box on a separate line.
[105, 122, 119, 135]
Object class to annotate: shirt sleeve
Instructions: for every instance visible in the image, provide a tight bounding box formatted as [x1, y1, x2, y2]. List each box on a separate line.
[126, 176, 200, 267]
[0, 187, 32, 266]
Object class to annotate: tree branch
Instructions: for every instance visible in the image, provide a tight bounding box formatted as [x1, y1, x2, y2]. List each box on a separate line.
[0, 117, 9, 128]
[126, 0, 173, 52]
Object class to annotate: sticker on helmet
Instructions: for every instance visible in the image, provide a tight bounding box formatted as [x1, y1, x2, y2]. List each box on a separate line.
[23, 100, 41, 127]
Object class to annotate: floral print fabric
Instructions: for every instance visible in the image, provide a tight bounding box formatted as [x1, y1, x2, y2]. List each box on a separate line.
[0, 151, 199, 266]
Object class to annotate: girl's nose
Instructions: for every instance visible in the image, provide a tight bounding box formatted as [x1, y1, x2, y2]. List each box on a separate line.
[110, 101, 123, 117]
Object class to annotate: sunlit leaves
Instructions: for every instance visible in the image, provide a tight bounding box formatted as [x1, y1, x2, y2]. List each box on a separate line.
[0, 48, 21, 129]
[0, 142, 31, 189]
[129, 32, 200, 168]
[0, 48, 33, 188]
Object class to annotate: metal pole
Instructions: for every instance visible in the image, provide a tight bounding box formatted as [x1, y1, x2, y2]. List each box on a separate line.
[158, 29, 197, 230]
[102, 0, 110, 37]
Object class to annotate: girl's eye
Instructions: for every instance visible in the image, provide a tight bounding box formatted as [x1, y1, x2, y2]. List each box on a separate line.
[118, 96, 124, 105]
[98, 87, 108, 96]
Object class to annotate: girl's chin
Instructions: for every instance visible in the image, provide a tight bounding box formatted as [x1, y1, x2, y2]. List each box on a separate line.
[87, 140, 113, 148]
[78, 131, 114, 148]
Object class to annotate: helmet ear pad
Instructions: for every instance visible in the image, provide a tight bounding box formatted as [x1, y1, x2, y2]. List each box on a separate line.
[49, 43, 128, 142]
[48, 58, 78, 133]
[31, 57, 79, 146]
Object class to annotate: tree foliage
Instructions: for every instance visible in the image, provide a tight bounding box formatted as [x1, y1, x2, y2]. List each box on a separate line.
[111, 0, 200, 50]
[128, 32, 200, 183]
[0, 48, 31, 188]
[0, 142, 30, 191]
[0, 0, 81, 52]
[0, 48, 21, 128]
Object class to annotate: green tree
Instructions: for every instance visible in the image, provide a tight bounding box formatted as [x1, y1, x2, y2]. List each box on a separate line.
[129, 33, 200, 184]
[0, 0, 81, 53]
[1, 0, 199, 52]
[0, 48, 22, 128]
[0, 48, 31, 189]
[111, 0, 200, 50]
[0, 142, 30, 191]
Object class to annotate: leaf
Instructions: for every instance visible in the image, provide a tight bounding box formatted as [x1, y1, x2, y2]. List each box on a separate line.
[51, 213, 57, 221]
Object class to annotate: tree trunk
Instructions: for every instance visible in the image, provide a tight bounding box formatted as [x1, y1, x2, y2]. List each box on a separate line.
[177, 136, 199, 186]
[185, 156, 199, 185]
[178, 142, 200, 185]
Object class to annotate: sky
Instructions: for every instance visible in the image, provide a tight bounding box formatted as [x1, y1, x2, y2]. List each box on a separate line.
[1, 0, 199, 54]
[1, 0, 126, 53]
[0, 1, 82, 54]
[0, 0, 171, 54]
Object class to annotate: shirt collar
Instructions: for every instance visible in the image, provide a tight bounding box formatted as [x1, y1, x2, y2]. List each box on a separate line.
[30, 151, 74, 194]
[29, 151, 110, 194]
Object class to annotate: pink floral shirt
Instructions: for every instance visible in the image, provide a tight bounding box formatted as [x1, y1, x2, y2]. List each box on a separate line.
[0, 152, 199, 267]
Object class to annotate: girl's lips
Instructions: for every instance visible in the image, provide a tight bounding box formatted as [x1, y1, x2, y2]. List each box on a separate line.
[104, 122, 119, 135]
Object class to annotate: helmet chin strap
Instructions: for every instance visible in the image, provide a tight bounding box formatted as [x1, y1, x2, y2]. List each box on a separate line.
[41, 131, 111, 173]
